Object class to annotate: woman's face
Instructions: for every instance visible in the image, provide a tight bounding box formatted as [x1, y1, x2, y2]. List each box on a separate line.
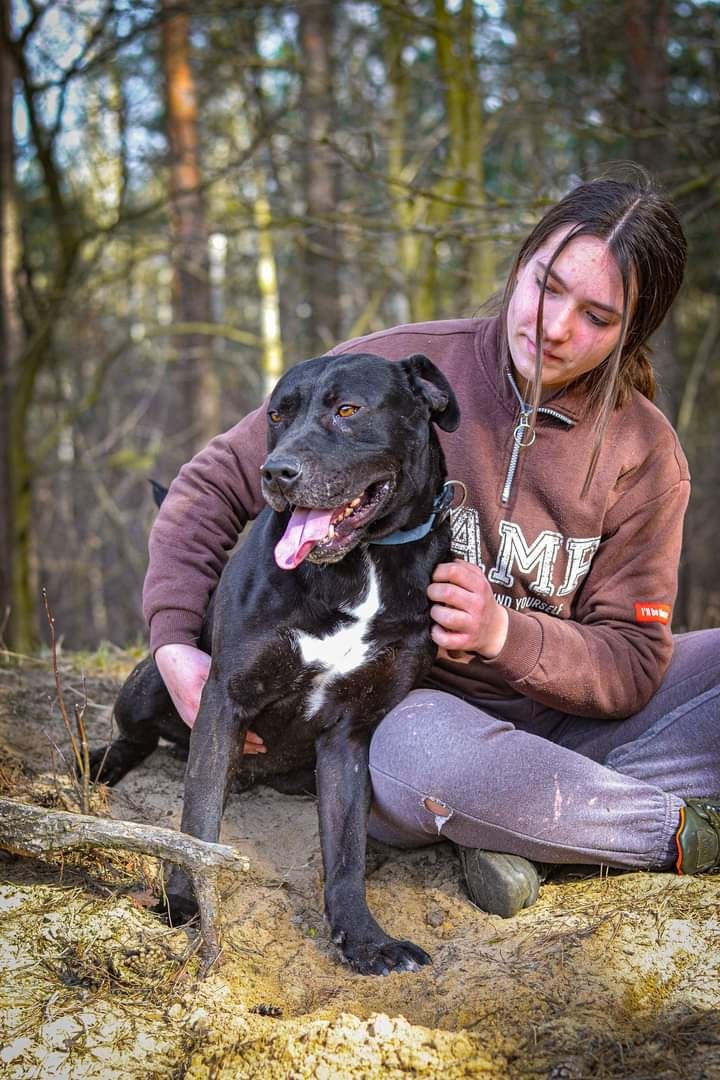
[506, 229, 627, 391]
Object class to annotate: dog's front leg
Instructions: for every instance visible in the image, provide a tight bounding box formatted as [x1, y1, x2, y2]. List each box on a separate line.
[315, 718, 431, 976]
[163, 676, 245, 925]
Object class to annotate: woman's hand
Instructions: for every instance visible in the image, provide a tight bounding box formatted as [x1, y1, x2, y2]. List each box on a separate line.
[154, 642, 266, 754]
[427, 560, 509, 661]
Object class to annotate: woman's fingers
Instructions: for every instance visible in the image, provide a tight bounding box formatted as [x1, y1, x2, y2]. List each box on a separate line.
[243, 730, 266, 755]
[428, 559, 509, 658]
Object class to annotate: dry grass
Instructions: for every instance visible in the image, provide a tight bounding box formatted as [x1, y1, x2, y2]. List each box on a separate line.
[0, 884, 197, 1078]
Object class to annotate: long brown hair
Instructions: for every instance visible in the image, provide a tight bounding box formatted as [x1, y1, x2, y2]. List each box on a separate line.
[499, 173, 687, 491]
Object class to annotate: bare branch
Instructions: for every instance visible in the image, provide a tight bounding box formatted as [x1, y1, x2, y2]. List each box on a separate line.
[31, 336, 130, 469]
[0, 796, 249, 872]
[41, 587, 86, 803]
[676, 299, 720, 444]
[144, 320, 261, 348]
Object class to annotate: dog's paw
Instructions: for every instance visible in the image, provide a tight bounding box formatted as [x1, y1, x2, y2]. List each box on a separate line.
[341, 936, 432, 976]
[86, 745, 128, 786]
[86, 739, 152, 786]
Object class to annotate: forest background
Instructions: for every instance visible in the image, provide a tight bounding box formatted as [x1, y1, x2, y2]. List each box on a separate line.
[1, 0, 718, 654]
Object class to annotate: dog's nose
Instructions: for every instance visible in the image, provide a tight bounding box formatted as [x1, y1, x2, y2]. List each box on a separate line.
[262, 456, 303, 491]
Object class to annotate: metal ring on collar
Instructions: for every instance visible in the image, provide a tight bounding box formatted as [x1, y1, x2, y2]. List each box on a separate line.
[443, 479, 468, 509]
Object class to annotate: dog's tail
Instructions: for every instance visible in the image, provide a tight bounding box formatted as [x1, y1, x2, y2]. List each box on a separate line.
[149, 479, 169, 508]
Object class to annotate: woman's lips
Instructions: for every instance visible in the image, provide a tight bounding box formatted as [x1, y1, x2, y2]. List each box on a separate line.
[525, 336, 562, 363]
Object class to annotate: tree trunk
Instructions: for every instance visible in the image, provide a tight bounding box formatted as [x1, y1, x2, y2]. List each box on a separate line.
[161, 2, 219, 462]
[459, 0, 495, 305]
[384, 1, 492, 322]
[0, 0, 19, 645]
[623, 0, 678, 419]
[1, 9, 84, 652]
[424, 0, 494, 313]
[298, 0, 342, 352]
[384, 10, 428, 323]
[254, 178, 284, 398]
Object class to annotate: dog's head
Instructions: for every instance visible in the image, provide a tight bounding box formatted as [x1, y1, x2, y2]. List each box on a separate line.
[261, 353, 460, 569]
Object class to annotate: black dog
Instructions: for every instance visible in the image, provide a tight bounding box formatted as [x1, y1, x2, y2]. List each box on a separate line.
[91, 352, 460, 975]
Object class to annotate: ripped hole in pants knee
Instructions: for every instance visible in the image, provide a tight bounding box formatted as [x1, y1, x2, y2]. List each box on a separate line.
[424, 796, 453, 835]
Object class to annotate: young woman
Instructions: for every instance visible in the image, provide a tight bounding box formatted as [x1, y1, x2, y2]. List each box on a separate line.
[143, 176, 720, 916]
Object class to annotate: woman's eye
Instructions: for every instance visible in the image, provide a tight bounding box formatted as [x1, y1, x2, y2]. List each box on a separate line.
[587, 312, 610, 328]
[268, 410, 281, 423]
[535, 275, 558, 294]
[337, 404, 359, 418]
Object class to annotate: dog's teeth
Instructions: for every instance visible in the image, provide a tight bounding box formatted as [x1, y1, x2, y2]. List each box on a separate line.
[350, 497, 362, 507]
[328, 525, 335, 539]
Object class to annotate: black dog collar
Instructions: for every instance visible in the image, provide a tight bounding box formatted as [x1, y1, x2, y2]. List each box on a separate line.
[370, 481, 466, 546]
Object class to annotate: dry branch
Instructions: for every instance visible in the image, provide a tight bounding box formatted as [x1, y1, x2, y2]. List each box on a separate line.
[0, 797, 249, 972]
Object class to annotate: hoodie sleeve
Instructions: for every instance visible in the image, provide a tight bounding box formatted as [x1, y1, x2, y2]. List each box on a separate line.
[142, 404, 268, 655]
[480, 470, 691, 718]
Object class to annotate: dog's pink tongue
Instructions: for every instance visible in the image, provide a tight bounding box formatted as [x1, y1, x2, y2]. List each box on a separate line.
[275, 507, 335, 570]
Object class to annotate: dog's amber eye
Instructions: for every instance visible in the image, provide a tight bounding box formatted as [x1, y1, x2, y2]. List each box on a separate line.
[337, 404, 359, 418]
[268, 410, 281, 423]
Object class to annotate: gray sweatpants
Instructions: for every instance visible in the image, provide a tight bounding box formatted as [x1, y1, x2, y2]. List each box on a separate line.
[368, 629, 720, 870]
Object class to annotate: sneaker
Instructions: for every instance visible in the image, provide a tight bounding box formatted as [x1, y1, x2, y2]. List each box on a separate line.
[456, 847, 549, 917]
[675, 798, 720, 875]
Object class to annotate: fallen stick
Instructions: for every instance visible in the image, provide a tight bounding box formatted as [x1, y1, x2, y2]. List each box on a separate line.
[0, 796, 249, 972]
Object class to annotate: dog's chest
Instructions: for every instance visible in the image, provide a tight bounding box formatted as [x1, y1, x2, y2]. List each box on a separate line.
[294, 559, 382, 718]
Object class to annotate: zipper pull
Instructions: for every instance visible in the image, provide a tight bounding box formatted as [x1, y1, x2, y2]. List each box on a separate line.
[513, 411, 536, 448]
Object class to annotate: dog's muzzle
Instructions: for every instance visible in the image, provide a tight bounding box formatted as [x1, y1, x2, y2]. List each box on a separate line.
[269, 477, 396, 571]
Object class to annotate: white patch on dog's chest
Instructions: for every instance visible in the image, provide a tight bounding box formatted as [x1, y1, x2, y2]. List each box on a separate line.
[295, 558, 382, 718]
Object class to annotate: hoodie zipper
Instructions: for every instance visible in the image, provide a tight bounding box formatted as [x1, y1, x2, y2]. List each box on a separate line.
[501, 371, 575, 505]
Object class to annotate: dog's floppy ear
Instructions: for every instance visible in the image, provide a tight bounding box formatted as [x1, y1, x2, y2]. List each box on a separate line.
[400, 354, 460, 432]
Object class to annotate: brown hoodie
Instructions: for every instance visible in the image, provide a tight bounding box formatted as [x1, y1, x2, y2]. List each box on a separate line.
[143, 317, 690, 719]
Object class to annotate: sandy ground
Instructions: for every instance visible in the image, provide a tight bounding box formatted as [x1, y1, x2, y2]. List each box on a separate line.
[1, 656, 720, 1078]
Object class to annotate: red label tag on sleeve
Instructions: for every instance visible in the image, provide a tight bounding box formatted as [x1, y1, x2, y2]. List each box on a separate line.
[634, 602, 671, 625]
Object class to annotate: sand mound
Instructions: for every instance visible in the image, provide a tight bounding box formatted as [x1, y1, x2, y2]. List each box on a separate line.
[1, 659, 720, 1078]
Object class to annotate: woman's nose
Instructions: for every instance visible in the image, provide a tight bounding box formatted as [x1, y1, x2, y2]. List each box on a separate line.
[543, 301, 573, 342]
